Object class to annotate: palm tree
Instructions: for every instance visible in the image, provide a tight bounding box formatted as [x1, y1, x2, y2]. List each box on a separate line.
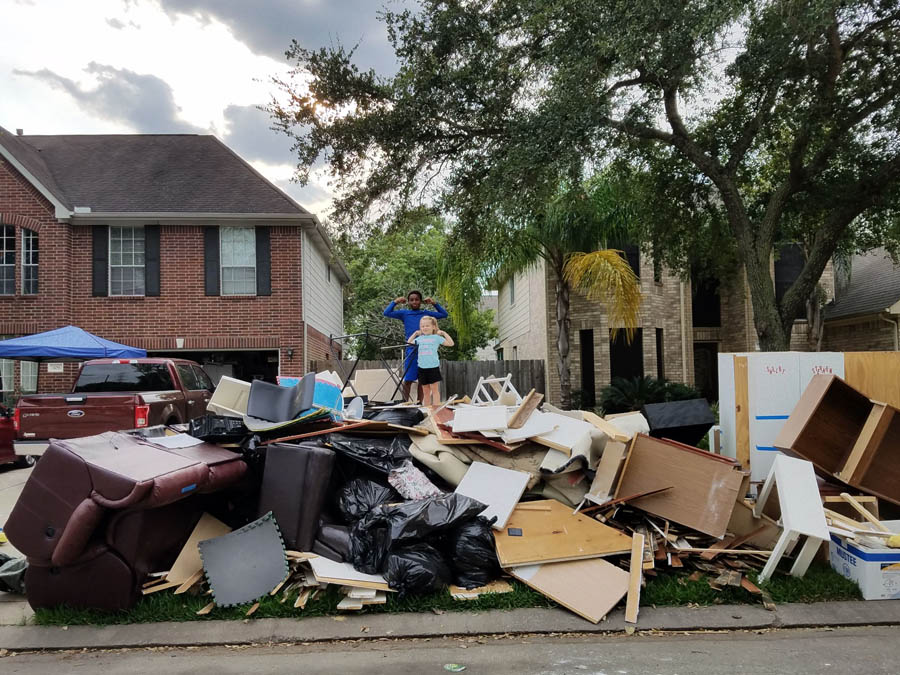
[439, 175, 643, 409]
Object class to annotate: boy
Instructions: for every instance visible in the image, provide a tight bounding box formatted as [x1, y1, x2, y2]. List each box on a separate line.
[383, 291, 449, 402]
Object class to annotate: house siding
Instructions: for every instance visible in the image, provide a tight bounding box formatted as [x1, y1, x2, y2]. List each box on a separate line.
[496, 261, 548, 361]
[0, 152, 336, 395]
[301, 229, 343, 340]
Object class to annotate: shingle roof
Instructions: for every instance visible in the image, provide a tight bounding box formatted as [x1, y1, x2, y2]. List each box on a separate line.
[824, 249, 900, 320]
[0, 129, 308, 215]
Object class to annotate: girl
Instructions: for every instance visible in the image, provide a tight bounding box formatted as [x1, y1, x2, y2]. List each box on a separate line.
[407, 315, 454, 406]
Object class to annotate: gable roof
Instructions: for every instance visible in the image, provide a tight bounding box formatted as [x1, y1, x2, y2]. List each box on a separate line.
[0, 128, 307, 215]
[825, 249, 900, 320]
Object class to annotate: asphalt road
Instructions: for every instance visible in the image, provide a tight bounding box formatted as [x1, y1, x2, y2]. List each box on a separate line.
[2, 626, 895, 674]
[0, 463, 32, 558]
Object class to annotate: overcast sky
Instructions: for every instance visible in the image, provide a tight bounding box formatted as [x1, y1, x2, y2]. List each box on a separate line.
[1, 0, 407, 215]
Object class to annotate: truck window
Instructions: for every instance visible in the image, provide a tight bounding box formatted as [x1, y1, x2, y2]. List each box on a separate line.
[175, 364, 202, 391]
[73, 363, 176, 393]
[192, 365, 214, 391]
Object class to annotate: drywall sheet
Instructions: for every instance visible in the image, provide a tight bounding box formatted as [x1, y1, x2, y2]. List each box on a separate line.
[615, 435, 744, 538]
[455, 461, 530, 529]
[168, 513, 232, 583]
[493, 499, 632, 566]
[510, 558, 630, 624]
[451, 406, 510, 433]
[533, 414, 594, 452]
[501, 411, 559, 443]
[308, 556, 391, 591]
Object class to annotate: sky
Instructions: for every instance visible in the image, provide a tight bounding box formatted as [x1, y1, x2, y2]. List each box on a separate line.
[0, 0, 408, 216]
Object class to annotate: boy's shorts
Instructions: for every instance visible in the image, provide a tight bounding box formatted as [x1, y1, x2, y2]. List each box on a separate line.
[418, 366, 442, 385]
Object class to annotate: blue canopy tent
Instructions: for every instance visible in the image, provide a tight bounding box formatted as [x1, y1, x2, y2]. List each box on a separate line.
[0, 325, 146, 361]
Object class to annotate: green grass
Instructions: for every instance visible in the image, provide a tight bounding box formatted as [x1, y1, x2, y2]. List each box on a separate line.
[33, 563, 861, 627]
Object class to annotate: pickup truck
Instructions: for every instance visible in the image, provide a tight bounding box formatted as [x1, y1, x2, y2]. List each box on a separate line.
[12, 357, 215, 458]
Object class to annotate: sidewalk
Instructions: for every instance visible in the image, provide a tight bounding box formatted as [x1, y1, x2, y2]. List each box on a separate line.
[2, 600, 899, 651]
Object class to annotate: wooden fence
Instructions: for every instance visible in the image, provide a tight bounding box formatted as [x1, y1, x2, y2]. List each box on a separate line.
[310, 359, 546, 399]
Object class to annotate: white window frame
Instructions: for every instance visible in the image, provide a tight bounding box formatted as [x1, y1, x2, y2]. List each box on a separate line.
[20, 360, 38, 393]
[220, 227, 257, 296]
[0, 225, 14, 296]
[109, 226, 146, 297]
[22, 228, 38, 295]
[0, 359, 13, 393]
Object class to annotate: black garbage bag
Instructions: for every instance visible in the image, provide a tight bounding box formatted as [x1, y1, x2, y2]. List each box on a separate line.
[444, 516, 501, 589]
[349, 493, 487, 574]
[364, 407, 425, 427]
[189, 414, 249, 443]
[385, 543, 452, 597]
[313, 522, 352, 562]
[326, 433, 412, 474]
[0, 553, 26, 595]
[337, 478, 399, 523]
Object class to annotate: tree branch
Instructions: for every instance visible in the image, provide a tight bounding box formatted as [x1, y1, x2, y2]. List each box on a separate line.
[726, 83, 780, 172]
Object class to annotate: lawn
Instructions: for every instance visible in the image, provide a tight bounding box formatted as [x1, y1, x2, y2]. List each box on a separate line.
[33, 562, 861, 627]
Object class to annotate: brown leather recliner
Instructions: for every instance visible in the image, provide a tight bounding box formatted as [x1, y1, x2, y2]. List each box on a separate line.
[5, 431, 246, 611]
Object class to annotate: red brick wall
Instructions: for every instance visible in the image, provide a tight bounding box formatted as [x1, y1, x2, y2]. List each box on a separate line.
[306, 324, 341, 372]
[0, 154, 316, 390]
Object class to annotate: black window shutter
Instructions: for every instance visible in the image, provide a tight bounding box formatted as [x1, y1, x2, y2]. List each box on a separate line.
[145, 225, 161, 296]
[204, 226, 220, 296]
[256, 226, 271, 296]
[91, 225, 109, 297]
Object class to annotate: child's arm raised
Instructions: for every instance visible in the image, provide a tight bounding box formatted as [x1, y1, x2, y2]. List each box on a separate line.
[437, 330, 455, 347]
[407, 330, 421, 345]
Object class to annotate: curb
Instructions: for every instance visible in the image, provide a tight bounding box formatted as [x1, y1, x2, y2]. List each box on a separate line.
[2, 600, 900, 651]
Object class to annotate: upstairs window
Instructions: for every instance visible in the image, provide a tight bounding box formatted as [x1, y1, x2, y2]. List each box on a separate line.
[109, 226, 145, 296]
[220, 227, 256, 295]
[0, 226, 14, 295]
[22, 229, 38, 295]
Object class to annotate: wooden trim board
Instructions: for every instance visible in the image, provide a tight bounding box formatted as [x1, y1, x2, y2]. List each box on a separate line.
[493, 499, 632, 566]
[509, 558, 630, 624]
[734, 355, 750, 469]
[508, 389, 543, 429]
[625, 532, 644, 624]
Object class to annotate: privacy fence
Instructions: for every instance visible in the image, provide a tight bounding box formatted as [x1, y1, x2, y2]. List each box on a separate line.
[310, 359, 546, 399]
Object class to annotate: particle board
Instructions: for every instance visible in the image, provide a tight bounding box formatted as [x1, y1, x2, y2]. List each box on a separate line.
[493, 499, 632, 567]
[168, 513, 232, 584]
[307, 556, 391, 592]
[509, 558, 629, 624]
[455, 461, 531, 530]
[615, 434, 744, 538]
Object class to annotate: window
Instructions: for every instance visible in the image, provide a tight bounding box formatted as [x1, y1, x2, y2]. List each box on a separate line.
[610, 328, 644, 381]
[73, 363, 175, 393]
[495, 348, 504, 360]
[326, 265, 331, 283]
[0, 226, 14, 295]
[22, 229, 38, 294]
[175, 364, 201, 390]
[0, 359, 13, 392]
[192, 365, 214, 391]
[656, 328, 665, 380]
[512, 345, 518, 360]
[221, 227, 256, 295]
[20, 360, 38, 393]
[109, 226, 145, 296]
[509, 275, 515, 305]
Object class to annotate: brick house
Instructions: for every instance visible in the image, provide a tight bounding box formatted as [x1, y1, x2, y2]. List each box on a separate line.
[495, 247, 694, 406]
[0, 126, 348, 399]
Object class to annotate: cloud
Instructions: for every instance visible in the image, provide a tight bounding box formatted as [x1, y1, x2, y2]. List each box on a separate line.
[222, 104, 295, 165]
[13, 63, 206, 134]
[154, 0, 411, 74]
[106, 17, 126, 29]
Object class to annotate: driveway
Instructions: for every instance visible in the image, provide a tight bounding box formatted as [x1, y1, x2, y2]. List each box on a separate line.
[1, 463, 33, 625]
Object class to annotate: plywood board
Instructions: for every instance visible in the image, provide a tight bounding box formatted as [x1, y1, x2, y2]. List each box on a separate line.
[168, 513, 232, 584]
[451, 406, 510, 433]
[307, 556, 391, 592]
[533, 413, 594, 453]
[844, 351, 900, 409]
[493, 499, 632, 566]
[734, 355, 750, 470]
[455, 461, 530, 530]
[615, 435, 744, 538]
[509, 558, 629, 624]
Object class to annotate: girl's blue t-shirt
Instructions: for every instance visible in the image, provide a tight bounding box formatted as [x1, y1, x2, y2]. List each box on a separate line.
[414, 334, 446, 368]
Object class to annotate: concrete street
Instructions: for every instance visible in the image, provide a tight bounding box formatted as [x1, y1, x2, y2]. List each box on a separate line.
[1, 626, 895, 674]
[0, 463, 33, 627]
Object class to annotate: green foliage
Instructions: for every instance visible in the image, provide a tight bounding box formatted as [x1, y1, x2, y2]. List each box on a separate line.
[270, 0, 900, 352]
[336, 209, 496, 360]
[599, 376, 703, 414]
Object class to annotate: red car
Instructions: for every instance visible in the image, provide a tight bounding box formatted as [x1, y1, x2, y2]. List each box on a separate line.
[0, 405, 31, 468]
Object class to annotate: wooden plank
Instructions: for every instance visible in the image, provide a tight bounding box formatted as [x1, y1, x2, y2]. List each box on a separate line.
[625, 533, 644, 624]
[839, 404, 894, 484]
[509, 559, 630, 624]
[839, 493, 891, 532]
[173, 569, 204, 595]
[823, 495, 879, 520]
[734, 356, 750, 470]
[196, 601, 215, 615]
[493, 499, 633, 567]
[142, 580, 180, 595]
[582, 411, 631, 443]
[584, 440, 628, 505]
[581, 486, 674, 515]
[293, 588, 312, 609]
[844, 351, 900, 409]
[615, 435, 744, 538]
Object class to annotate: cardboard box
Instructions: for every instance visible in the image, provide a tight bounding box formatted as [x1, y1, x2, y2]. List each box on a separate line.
[829, 521, 900, 600]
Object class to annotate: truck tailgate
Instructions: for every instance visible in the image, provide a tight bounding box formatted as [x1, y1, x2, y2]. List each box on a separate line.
[17, 393, 141, 441]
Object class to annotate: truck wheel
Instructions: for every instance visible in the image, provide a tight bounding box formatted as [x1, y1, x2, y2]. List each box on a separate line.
[14, 454, 36, 469]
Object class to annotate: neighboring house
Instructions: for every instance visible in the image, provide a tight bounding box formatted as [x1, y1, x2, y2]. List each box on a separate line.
[495, 247, 693, 406]
[0, 126, 348, 397]
[474, 291, 499, 361]
[821, 249, 900, 352]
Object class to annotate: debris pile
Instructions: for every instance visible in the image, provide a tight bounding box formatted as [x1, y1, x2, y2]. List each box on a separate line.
[4, 368, 898, 624]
